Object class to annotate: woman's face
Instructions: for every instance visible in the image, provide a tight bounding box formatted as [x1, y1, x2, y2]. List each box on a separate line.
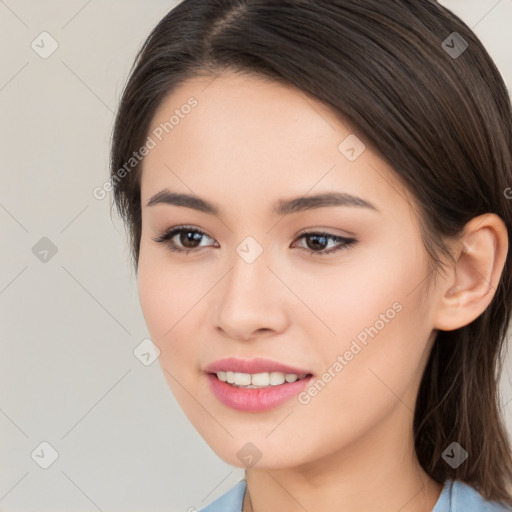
[137, 71, 441, 469]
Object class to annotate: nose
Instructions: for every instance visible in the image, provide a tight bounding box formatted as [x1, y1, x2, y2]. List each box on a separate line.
[214, 245, 289, 341]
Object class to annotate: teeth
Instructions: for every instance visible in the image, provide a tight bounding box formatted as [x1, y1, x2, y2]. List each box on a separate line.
[252, 372, 270, 386]
[270, 372, 286, 385]
[234, 372, 252, 386]
[215, 371, 302, 387]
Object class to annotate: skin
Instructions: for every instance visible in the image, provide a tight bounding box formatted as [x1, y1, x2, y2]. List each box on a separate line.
[137, 71, 508, 512]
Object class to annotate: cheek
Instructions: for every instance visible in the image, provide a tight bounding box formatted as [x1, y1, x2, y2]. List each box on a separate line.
[137, 257, 172, 338]
[330, 286, 430, 415]
[288, 248, 417, 352]
[285, 294, 430, 466]
[137, 250, 217, 431]
[137, 249, 200, 367]
[304, 241, 431, 399]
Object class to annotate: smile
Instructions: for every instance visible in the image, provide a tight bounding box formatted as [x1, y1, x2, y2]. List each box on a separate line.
[215, 370, 308, 388]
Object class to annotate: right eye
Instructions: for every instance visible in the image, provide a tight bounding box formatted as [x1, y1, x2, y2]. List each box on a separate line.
[152, 225, 218, 254]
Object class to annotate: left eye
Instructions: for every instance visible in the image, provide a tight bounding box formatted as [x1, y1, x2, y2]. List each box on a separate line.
[293, 231, 357, 256]
[152, 226, 357, 256]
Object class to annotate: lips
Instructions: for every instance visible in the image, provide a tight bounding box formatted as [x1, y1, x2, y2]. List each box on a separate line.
[203, 358, 315, 411]
[203, 357, 314, 376]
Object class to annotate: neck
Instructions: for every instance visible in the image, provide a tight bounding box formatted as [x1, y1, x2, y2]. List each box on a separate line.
[242, 401, 443, 512]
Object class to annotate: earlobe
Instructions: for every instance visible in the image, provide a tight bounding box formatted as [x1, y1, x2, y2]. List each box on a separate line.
[433, 213, 508, 332]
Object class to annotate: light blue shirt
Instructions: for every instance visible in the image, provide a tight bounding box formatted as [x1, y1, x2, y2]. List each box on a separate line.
[199, 478, 512, 511]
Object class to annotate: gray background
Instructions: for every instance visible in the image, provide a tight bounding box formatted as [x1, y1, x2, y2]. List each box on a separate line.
[0, 1, 511, 511]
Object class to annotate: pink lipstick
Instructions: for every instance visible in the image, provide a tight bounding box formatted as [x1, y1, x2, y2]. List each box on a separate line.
[204, 357, 314, 412]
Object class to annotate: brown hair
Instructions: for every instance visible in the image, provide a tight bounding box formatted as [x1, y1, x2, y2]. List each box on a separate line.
[110, 0, 512, 504]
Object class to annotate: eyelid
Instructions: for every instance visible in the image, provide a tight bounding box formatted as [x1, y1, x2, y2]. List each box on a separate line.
[152, 225, 216, 247]
[153, 225, 357, 256]
[295, 226, 355, 238]
[292, 230, 357, 256]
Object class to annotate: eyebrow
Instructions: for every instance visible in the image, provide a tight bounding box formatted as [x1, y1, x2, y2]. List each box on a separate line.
[145, 189, 379, 216]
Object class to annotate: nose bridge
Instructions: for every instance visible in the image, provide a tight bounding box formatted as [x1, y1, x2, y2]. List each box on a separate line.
[225, 235, 270, 304]
[214, 235, 287, 338]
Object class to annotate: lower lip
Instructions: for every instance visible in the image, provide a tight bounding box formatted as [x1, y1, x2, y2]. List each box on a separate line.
[206, 373, 313, 412]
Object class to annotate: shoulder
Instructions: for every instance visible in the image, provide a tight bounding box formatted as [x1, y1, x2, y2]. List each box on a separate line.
[196, 478, 512, 511]
[433, 480, 512, 512]
[199, 479, 247, 512]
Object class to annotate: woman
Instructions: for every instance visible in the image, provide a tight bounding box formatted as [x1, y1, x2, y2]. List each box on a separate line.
[110, 0, 512, 510]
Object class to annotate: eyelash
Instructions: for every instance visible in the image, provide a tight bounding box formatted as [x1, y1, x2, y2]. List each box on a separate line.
[152, 225, 357, 257]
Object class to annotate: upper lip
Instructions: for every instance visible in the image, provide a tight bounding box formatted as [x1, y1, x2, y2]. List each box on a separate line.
[204, 357, 313, 376]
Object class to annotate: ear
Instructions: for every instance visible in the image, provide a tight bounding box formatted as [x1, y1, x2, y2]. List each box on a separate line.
[433, 213, 508, 331]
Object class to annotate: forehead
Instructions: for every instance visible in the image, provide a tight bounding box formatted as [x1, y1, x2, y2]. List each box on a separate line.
[145, 71, 347, 162]
[140, 71, 411, 220]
